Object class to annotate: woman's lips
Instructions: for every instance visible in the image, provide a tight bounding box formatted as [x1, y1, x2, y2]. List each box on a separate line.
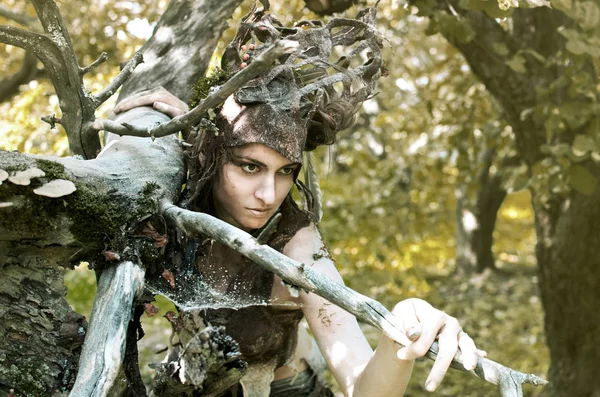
[247, 208, 270, 217]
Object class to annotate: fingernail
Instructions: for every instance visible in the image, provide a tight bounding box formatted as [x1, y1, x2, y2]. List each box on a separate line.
[425, 380, 437, 392]
[396, 348, 409, 361]
[407, 326, 421, 341]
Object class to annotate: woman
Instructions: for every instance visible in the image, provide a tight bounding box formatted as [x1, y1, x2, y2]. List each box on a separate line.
[114, 82, 486, 397]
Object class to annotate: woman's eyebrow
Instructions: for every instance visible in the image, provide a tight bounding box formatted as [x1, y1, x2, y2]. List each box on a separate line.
[233, 155, 298, 169]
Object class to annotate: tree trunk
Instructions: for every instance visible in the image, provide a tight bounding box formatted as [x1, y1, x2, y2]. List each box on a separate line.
[456, 149, 508, 273]
[533, 168, 600, 396]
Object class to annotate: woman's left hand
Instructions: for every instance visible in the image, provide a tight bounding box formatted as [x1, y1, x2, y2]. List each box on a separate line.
[113, 86, 189, 118]
[390, 298, 487, 392]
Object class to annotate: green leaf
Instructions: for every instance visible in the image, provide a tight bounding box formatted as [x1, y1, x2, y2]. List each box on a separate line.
[551, 0, 572, 11]
[559, 102, 594, 130]
[566, 39, 589, 55]
[571, 134, 593, 157]
[506, 54, 527, 73]
[492, 42, 510, 56]
[568, 164, 598, 195]
[574, 1, 600, 31]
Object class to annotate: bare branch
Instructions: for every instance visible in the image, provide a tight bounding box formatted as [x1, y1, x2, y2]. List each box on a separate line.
[0, 4, 36, 26]
[71, 261, 146, 396]
[161, 202, 548, 395]
[0, 50, 40, 103]
[93, 52, 144, 106]
[0, 24, 53, 53]
[80, 51, 108, 76]
[102, 41, 299, 138]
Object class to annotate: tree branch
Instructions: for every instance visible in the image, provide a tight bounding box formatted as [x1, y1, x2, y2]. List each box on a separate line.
[71, 261, 146, 397]
[0, 4, 37, 26]
[93, 52, 144, 106]
[80, 51, 109, 77]
[102, 40, 299, 138]
[116, 0, 245, 103]
[160, 202, 548, 395]
[0, 50, 40, 103]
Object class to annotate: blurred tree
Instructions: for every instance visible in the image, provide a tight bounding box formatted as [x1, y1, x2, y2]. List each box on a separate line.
[403, 0, 600, 395]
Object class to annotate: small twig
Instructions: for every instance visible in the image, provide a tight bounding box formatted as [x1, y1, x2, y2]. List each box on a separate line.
[89, 119, 131, 136]
[80, 52, 108, 76]
[94, 52, 144, 106]
[41, 114, 62, 129]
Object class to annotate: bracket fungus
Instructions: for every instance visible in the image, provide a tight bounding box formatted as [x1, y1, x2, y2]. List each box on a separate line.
[33, 179, 77, 198]
[8, 168, 46, 186]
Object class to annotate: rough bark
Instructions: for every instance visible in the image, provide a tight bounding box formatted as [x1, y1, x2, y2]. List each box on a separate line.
[116, 0, 245, 104]
[533, 171, 600, 397]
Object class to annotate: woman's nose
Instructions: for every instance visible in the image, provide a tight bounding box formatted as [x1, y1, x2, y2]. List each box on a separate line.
[255, 175, 276, 205]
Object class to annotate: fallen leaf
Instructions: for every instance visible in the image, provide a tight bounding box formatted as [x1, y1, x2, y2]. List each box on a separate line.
[143, 302, 159, 317]
[142, 222, 167, 248]
[103, 251, 121, 261]
[162, 269, 176, 288]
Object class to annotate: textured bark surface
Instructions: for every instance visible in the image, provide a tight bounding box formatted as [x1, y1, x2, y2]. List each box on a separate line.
[0, 262, 84, 395]
[534, 174, 600, 396]
[117, 0, 244, 103]
[0, 136, 185, 395]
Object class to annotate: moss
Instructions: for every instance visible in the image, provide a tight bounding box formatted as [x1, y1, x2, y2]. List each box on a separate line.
[35, 159, 66, 180]
[66, 183, 129, 246]
[189, 67, 229, 108]
[134, 181, 161, 220]
[1, 164, 28, 173]
[0, 158, 130, 248]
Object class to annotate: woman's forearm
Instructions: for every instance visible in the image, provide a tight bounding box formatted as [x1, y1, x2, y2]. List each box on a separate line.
[351, 335, 414, 397]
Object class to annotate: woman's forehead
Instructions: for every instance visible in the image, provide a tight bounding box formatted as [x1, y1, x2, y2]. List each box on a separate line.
[232, 143, 298, 166]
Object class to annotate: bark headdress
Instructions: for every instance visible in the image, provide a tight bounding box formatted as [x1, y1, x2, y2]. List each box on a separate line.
[185, 3, 386, 209]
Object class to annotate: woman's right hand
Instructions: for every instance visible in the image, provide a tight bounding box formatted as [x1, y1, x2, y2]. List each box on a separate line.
[113, 86, 189, 118]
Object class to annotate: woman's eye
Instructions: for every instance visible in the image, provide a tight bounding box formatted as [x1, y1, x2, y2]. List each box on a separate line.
[241, 163, 260, 173]
[279, 167, 294, 176]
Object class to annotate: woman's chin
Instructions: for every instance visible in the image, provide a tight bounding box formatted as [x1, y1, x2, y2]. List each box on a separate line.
[244, 219, 268, 231]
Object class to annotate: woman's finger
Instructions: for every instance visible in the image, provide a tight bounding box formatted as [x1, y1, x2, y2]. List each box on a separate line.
[457, 331, 478, 370]
[424, 317, 461, 391]
[391, 301, 422, 354]
[153, 102, 186, 118]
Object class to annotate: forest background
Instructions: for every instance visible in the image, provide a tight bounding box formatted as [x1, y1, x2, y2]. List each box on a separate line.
[3, 0, 597, 395]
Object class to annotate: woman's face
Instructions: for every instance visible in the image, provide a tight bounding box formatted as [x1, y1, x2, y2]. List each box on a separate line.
[213, 143, 299, 232]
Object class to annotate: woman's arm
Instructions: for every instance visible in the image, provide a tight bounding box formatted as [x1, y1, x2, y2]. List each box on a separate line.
[283, 223, 484, 397]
